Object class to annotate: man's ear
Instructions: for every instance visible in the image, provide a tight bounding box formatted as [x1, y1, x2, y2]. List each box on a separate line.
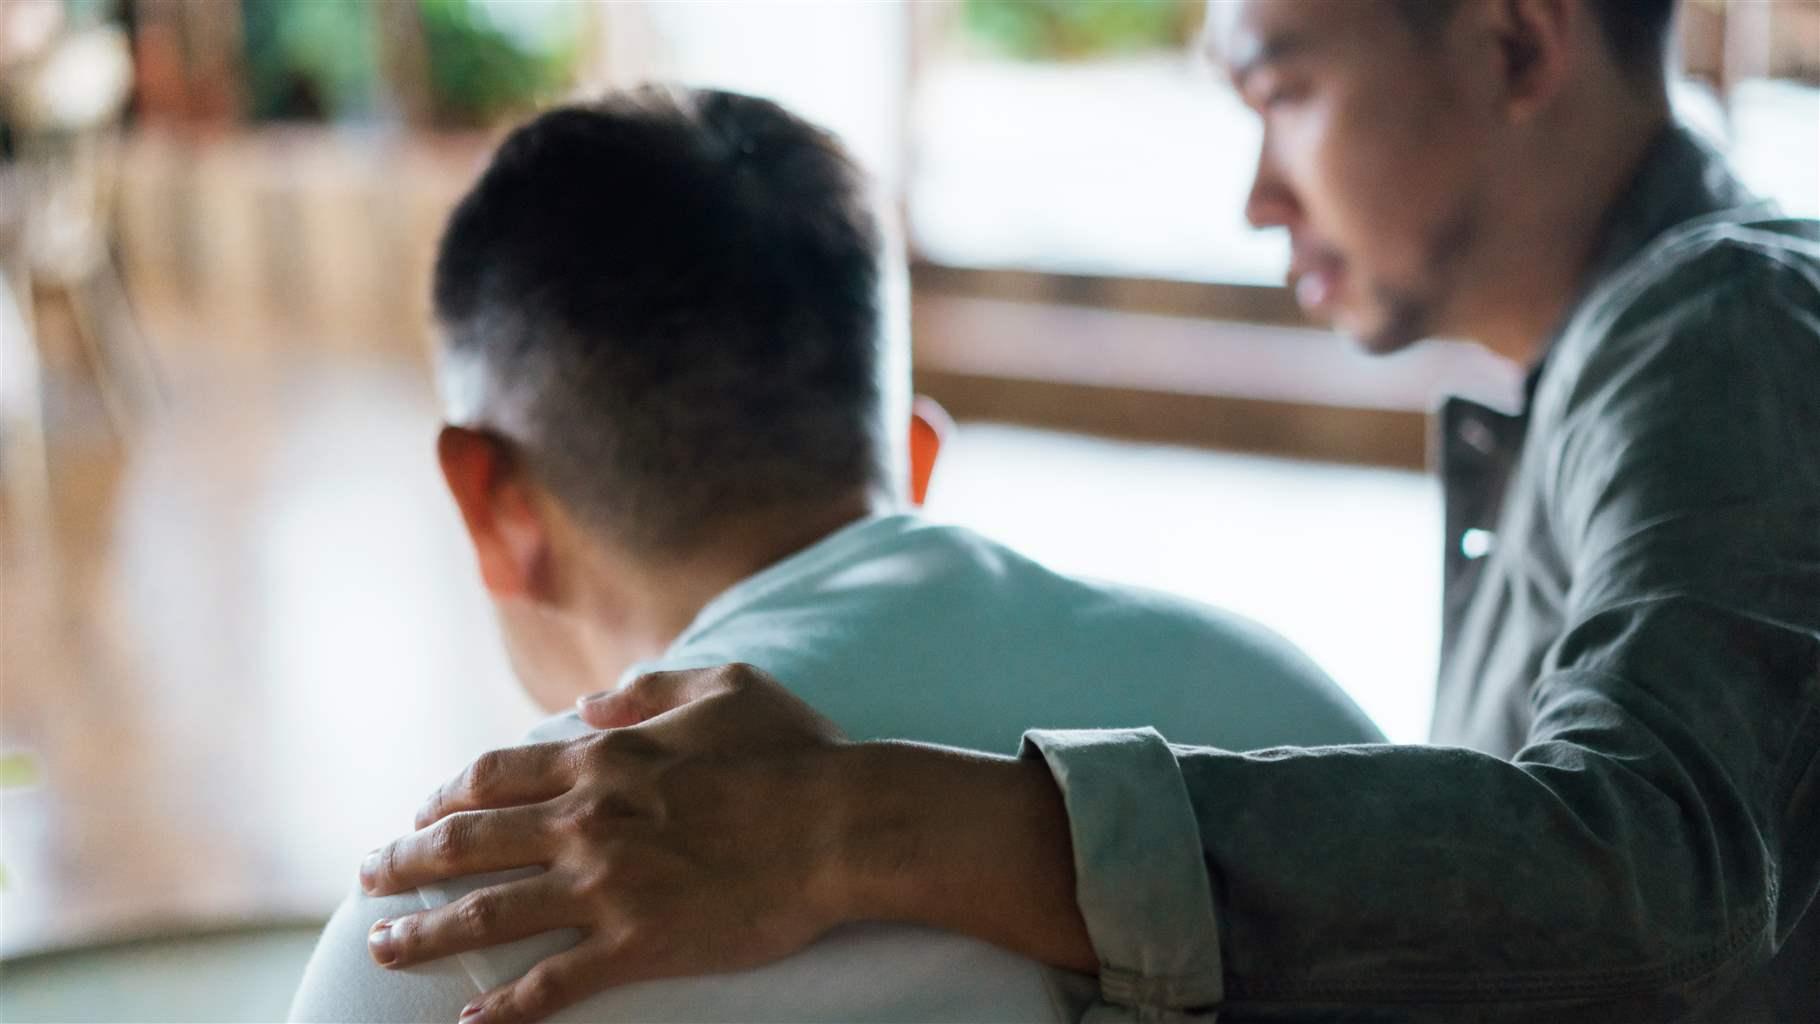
[1490, 0, 1575, 123]
[436, 425, 551, 600]
[908, 395, 952, 508]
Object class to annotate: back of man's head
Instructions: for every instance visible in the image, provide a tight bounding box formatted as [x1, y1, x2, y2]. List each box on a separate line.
[433, 86, 888, 556]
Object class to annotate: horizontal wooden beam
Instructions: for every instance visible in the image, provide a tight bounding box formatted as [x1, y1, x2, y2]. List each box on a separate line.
[911, 288, 1522, 468]
[915, 369, 1433, 470]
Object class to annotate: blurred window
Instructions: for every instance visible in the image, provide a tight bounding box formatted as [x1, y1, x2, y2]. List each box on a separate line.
[102, 0, 1818, 459]
[1676, 0, 1820, 219]
[908, 0, 1285, 286]
[216, 0, 1808, 321]
[910, 0, 1819, 289]
[579, 3, 909, 195]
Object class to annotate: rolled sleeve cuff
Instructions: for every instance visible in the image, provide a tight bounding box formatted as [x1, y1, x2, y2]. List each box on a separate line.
[1020, 727, 1224, 1016]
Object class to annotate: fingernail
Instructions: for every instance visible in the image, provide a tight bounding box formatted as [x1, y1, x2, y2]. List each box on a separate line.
[575, 690, 610, 708]
[459, 1000, 487, 1023]
[359, 849, 382, 892]
[368, 919, 396, 966]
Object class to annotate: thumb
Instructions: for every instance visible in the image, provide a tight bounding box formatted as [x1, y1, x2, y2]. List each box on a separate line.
[576, 666, 738, 729]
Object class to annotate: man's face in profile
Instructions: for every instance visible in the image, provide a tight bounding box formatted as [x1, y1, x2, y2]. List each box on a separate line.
[1213, 0, 1497, 353]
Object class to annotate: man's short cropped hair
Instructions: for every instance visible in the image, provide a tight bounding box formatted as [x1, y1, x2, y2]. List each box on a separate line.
[432, 86, 887, 555]
[1395, 0, 1678, 80]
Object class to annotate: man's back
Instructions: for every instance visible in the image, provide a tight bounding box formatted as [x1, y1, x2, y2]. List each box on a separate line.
[291, 514, 1382, 1022]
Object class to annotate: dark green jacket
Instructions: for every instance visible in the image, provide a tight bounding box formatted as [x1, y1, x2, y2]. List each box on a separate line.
[1023, 125, 1820, 1021]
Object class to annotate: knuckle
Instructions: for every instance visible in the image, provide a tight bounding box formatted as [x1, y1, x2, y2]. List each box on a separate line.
[430, 816, 468, 867]
[465, 750, 508, 799]
[455, 891, 498, 936]
[595, 727, 655, 762]
[617, 675, 662, 714]
[377, 842, 401, 889]
[579, 729, 621, 764]
[515, 964, 566, 1016]
[555, 797, 598, 839]
[581, 729, 615, 755]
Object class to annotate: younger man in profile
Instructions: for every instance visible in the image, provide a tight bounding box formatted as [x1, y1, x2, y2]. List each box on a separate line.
[289, 86, 1381, 1022]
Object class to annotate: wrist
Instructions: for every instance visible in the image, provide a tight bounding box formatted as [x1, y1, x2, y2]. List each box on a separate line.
[809, 741, 902, 927]
[810, 741, 964, 925]
[793, 740, 878, 930]
[809, 739, 1097, 971]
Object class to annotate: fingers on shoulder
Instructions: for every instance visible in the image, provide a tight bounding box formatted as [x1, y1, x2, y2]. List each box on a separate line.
[418, 741, 575, 829]
[376, 874, 576, 970]
[468, 942, 617, 1024]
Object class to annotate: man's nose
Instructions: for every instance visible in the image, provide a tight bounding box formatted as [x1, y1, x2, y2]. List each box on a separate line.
[1244, 142, 1298, 231]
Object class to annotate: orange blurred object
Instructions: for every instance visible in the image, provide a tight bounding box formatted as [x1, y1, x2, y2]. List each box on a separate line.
[908, 394, 952, 507]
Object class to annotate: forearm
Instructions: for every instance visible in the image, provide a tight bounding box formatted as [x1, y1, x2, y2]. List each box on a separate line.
[1172, 712, 1785, 1015]
[823, 740, 1098, 974]
[820, 671, 1799, 1017]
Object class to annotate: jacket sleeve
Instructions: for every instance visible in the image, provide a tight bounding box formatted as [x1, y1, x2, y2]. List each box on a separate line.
[1022, 269, 1820, 1020]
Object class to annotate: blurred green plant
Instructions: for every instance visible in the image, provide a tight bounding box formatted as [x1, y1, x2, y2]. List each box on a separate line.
[0, 751, 41, 891]
[242, 0, 381, 121]
[0, 753, 37, 789]
[419, 0, 582, 129]
[959, 0, 1198, 61]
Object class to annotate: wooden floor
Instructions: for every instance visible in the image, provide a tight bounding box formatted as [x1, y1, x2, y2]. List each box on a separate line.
[0, 342, 1443, 965]
[1, 350, 543, 959]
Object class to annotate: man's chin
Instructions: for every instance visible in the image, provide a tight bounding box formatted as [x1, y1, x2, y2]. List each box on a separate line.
[1336, 298, 1434, 356]
[1295, 278, 1432, 353]
[1350, 327, 1422, 356]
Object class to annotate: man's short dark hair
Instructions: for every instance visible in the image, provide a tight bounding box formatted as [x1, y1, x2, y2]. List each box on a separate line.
[1395, 0, 1678, 80]
[433, 86, 886, 555]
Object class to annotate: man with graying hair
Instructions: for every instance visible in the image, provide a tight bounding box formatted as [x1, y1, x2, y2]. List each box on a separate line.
[357, 0, 1820, 1020]
[288, 84, 1382, 1022]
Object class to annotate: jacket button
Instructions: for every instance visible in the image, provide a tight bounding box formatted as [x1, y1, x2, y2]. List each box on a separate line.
[1460, 528, 1497, 560]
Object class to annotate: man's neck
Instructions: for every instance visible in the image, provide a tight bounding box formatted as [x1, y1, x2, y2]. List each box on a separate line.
[1469, 86, 1672, 367]
[572, 491, 887, 693]
[638, 492, 884, 642]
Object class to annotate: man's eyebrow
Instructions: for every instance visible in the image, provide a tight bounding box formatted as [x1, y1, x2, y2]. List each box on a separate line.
[1225, 32, 1314, 90]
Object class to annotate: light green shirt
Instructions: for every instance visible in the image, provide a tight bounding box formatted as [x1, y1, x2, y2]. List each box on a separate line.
[291, 513, 1382, 1022]
[622, 512, 1383, 753]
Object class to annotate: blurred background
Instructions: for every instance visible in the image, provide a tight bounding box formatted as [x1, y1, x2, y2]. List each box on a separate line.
[0, 1, 1815, 1018]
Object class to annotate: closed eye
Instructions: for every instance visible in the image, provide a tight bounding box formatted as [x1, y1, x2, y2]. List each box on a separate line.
[1262, 80, 1310, 110]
